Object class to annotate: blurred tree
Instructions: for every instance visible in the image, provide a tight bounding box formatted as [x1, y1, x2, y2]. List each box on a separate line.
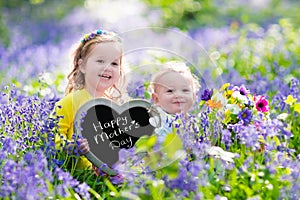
[143, 0, 221, 30]
[0, 0, 85, 46]
[0, 14, 9, 47]
[142, 0, 300, 30]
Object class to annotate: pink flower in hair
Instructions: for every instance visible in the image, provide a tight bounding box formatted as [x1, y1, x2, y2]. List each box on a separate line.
[254, 95, 270, 113]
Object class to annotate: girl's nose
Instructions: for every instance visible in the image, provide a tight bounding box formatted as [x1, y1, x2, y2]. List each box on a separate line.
[103, 65, 112, 71]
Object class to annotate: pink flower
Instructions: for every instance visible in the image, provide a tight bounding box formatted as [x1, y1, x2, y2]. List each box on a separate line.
[254, 95, 270, 113]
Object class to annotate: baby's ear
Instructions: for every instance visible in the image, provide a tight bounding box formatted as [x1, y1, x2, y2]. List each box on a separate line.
[151, 93, 159, 104]
[193, 91, 196, 100]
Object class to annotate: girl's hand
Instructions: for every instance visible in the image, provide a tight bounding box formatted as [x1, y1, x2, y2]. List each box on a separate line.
[77, 138, 90, 155]
[66, 138, 90, 155]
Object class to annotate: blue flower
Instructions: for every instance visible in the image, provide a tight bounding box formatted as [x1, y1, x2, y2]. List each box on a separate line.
[238, 108, 252, 125]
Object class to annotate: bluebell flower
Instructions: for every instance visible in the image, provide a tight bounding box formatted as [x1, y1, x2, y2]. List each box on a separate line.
[127, 76, 150, 99]
[239, 125, 260, 150]
[110, 174, 124, 185]
[221, 129, 232, 148]
[198, 111, 210, 134]
[55, 184, 69, 198]
[55, 167, 79, 187]
[23, 152, 33, 163]
[289, 78, 299, 98]
[75, 182, 90, 200]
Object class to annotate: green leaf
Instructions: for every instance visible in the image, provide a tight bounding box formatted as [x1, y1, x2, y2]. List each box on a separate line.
[162, 132, 183, 159]
[149, 180, 165, 200]
[135, 135, 157, 152]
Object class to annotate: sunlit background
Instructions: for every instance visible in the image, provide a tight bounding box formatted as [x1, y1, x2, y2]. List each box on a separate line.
[1, 0, 299, 97]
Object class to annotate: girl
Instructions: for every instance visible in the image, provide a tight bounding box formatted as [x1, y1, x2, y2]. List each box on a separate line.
[55, 29, 126, 170]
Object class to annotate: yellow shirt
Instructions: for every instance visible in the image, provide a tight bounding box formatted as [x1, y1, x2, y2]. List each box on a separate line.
[55, 89, 92, 170]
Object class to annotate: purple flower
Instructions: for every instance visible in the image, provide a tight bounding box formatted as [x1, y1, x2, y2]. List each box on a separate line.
[55, 168, 79, 187]
[75, 182, 90, 200]
[110, 174, 124, 185]
[238, 108, 253, 125]
[272, 94, 286, 112]
[221, 129, 232, 148]
[201, 89, 213, 101]
[198, 111, 210, 134]
[232, 85, 250, 96]
[23, 152, 33, 163]
[289, 78, 299, 98]
[127, 74, 151, 99]
[239, 126, 260, 150]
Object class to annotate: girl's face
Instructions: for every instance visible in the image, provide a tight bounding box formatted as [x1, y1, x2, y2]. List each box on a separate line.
[152, 71, 194, 114]
[79, 42, 122, 97]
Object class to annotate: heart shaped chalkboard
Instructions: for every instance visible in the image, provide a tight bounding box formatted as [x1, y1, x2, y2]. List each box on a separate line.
[74, 98, 159, 175]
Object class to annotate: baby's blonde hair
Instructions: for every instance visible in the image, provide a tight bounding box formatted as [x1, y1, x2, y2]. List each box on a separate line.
[150, 61, 200, 94]
[65, 31, 125, 100]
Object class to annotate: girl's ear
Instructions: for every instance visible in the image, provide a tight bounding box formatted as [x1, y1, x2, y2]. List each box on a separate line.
[78, 59, 86, 74]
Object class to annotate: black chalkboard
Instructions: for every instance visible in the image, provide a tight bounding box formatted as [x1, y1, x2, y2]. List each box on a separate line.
[74, 98, 159, 175]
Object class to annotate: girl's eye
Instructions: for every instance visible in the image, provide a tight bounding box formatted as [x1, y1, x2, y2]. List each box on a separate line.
[166, 89, 174, 93]
[183, 89, 191, 93]
[97, 60, 104, 63]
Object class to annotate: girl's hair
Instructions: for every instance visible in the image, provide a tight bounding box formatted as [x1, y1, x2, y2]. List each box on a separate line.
[65, 30, 125, 100]
[150, 61, 200, 94]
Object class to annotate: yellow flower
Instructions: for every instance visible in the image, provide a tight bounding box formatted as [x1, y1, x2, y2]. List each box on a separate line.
[294, 103, 300, 114]
[225, 108, 231, 116]
[220, 83, 230, 91]
[284, 95, 297, 105]
[286, 167, 291, 175]
[224, 109, 232, 124]
[225, 90, 233, 99]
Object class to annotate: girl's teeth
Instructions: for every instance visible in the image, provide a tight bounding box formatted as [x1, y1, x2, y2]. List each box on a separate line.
[99, 75, 111, 79]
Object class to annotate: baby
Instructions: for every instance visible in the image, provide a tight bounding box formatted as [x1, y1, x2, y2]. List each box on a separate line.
[150, 61, 236, 163]
[150, 61, 200, 136]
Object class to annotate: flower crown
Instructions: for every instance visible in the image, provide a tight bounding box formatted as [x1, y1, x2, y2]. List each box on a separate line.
[80, 29, 108, 44]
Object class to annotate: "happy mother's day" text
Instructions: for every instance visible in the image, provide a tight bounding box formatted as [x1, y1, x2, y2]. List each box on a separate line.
[92, 116, 140, 150]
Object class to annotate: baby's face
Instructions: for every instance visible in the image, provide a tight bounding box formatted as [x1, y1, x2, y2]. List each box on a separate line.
[152, 71, 194, 114]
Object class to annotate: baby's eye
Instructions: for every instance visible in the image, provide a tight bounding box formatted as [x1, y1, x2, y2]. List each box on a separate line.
[97, 60, 104, 64]
[166, 89, 174, 93]
[183, 89, 191, 92]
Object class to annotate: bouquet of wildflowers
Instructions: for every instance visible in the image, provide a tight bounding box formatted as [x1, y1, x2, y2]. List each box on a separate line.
[199, 83, 271, 149]
[201, 83, 270, 124]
